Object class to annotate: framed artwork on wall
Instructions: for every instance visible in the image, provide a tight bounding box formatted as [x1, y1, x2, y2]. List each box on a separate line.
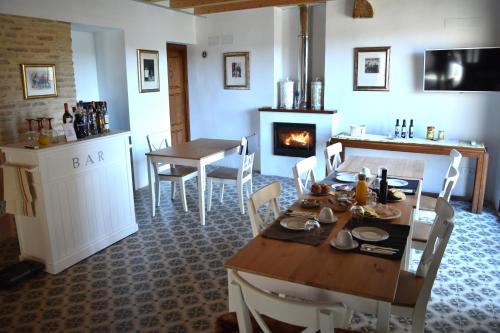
[137, 49, 160, 93]
[21, 64, 58, 99]
[223, 52, 250, 89]
[353, 46, 390, 91]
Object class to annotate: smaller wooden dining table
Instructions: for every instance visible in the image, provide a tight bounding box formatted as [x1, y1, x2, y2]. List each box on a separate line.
[146, 138, 241, 225]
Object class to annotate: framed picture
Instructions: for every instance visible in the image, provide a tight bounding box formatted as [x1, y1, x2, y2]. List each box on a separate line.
[224, 52, 250, 89]
[353, 47, 390, 91]
[137, 49, 160, 93]
[21, 64, 57, 99]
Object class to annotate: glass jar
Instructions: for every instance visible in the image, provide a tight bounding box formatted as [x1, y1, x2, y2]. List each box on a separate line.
[426, 126, 435, 140]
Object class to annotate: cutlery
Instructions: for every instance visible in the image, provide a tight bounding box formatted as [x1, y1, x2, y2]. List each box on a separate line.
[361, 244, 399, 252]
[360, 246, 396, 255]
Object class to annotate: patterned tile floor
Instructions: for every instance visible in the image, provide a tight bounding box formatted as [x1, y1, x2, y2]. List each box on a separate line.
[0, 173, 499, 332]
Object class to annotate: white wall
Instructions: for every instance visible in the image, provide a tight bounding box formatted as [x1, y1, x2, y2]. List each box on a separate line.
[71, 30, 100, 101]
[94, 29, 130, 131]
[325, 0, 500, 199]
[0, 0, 196, 189]
[188, 8, 276, 168]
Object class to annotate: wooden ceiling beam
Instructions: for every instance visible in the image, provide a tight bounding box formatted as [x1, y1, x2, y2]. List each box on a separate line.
[170, 0, 247, 9]
[194, 0, 325, 14]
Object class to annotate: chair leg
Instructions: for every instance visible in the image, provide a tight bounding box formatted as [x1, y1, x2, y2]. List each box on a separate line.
[249, 178, 253, 196]
[154, 177, 161, 207]
[219, 184, 224, 203]
[237, 180, 245, 215]
[207, 178, 213, 212]
[411, 308, 426, 333]
[180, 180, 188, 212]
[171, 182, 177, 200]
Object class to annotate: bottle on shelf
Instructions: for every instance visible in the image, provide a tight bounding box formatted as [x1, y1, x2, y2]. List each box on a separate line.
[102, 101, 110, 133]
[88, 102, 98, 135]
[73, 103, 86, 139]
[378, 168, 388, 204]
[401, 119, 407, 139]
[394, 119, 400, 138]
[62, 103, 73, 124]
[355, 173, 369, 206]
[409, 119, 414, 138]
[95, 102, 104, 134]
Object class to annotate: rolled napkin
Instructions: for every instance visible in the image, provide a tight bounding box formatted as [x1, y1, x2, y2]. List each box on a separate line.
[3, 164, 36, 217]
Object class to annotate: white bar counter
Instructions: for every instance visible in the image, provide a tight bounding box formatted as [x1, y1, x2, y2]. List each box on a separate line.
[0, 131, 138, 274]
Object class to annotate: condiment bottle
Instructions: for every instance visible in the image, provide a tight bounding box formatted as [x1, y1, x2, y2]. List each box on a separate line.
[378, 168, 388, 204]
[355, 173, 369, 206]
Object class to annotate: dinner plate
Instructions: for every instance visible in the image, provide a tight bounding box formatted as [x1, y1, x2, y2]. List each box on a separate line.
[280, 217, 309, 230]
[373, 206, 402, 220]
[387, 178, 408, 187]
[351, 227, 389, 242]
[335, 173, 357, 183]
[308, 191, 331, 197]
[330, 239, 359, 250]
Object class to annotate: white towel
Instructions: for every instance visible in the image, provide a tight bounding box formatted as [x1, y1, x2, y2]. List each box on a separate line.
[3, 165, 36, 217]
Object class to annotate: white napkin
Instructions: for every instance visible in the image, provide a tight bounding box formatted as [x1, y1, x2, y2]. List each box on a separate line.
[3, 165, 36, 217]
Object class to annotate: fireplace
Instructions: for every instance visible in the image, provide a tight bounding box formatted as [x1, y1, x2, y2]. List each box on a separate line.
[273, 122, 316, 157]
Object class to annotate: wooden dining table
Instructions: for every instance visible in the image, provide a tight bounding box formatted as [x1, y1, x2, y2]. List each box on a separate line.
[225, 156, 425, 332]
[146, 138, 241, 225]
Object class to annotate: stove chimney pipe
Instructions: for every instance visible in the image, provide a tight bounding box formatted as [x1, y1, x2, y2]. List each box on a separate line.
[298, 5, 310, 109]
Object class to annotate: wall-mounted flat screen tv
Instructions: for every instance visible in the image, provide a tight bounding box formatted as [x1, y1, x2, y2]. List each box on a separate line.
[424, 47, 500, 92]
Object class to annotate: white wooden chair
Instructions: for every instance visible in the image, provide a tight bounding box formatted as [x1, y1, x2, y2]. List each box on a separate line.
[247, 182, 281, 237]
[293, 156, 317, 199]
[392, 198, 455, 333]
[228, 270, 353, 333]
[324, 142, 342, 177]
[207, 135, 255, 215]
[419, 149, 462, 212]
[412, 165, 459, 244]
[146, 131, 197, 212]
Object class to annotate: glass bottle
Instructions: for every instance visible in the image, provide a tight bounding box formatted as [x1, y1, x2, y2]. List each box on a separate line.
[409, 119, 414, 138]
[63, 102, 73, 124]
[401, 119, 407, 138]
[355, 173, 369, 206]
[394, 119, 400, 138]
[378, 168, 388, 204]
[103, 101, 110, 133]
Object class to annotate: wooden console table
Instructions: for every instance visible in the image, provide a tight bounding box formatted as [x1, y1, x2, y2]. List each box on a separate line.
[329, 134, 488, 213]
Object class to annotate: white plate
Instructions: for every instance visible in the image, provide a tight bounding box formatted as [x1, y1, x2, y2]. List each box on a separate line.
[372, 205, 402, 220]
[330, 239, 359, 250]
[280, 217, 308, 230]
[352, 227, 389, 242]
[335, 173, 357, 183]
[387, 178, 408, 187]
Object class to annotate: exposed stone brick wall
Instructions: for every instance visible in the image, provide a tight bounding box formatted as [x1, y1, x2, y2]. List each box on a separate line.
[0, 13, 76, 145]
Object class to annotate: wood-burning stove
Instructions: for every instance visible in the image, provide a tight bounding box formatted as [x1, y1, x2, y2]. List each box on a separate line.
[273, 122, 316, 158]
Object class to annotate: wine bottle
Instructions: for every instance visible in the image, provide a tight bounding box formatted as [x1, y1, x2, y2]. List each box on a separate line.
[73, 104, 85, 139]
[95, 102, 104, 134]
[401, 119, 407, 138]
[378, 168, 388, 204]
[62, 103, 73, 124]
[409, 119, 414, 138]
[103, 101, 110, 133]
[394, 119, 400, 138]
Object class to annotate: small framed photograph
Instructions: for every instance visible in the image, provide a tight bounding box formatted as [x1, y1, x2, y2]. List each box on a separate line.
[21, 64, 58, 99]
[137, 49, 160, 93]
[224, 52, 250, 89]
[353, 47, 390, 91]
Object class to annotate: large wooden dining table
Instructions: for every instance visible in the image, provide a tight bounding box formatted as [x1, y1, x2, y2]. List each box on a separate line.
[225, 156, 425, 332]
[146, 138, 241, 225]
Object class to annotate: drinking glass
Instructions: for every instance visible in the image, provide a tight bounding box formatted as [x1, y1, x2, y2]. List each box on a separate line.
[305, 220, 321, 237]
[24, 118, 38, 144]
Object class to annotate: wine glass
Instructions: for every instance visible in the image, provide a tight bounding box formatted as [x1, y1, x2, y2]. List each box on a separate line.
[24, 118, 38, 145]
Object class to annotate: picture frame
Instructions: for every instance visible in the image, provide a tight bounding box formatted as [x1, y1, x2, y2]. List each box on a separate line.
[21, 64, 58, 99]
[224, 52, 250, 89]
[353, 47, 390, 91]
[137, 49, 160, 93]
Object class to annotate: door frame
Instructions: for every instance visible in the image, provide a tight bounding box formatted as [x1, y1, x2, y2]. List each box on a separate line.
[166, 43, 191, 142]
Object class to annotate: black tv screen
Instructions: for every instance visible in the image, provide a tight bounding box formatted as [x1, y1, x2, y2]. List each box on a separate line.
[424, 47, 500, 91]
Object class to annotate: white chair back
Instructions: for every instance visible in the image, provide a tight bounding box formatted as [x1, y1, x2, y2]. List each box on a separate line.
[247, 182, 281, 237]
[415, 198, 454, 312]
[238, 136, 255, 184]
[293, 156, 317, 199]
[146, 131, 170, 152]
[230, 270, 348, 333]
[448, 149, 462, 171]
[439, 166, 459, 202]
[324, 143, 342, 176]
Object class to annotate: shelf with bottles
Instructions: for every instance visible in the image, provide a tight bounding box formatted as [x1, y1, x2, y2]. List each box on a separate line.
[64, 101, 110, 139]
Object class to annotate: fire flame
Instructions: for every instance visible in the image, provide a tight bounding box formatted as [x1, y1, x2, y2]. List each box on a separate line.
[283, 131, 311, 146]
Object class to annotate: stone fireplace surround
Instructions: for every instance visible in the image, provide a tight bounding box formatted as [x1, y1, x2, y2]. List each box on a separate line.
[259, 108, 338, 179]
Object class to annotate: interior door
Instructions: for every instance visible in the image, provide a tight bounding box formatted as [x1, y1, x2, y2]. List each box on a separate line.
[167, 43, 190, 145]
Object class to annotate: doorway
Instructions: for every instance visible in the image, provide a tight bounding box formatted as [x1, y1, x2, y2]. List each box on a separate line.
[167, 43, 190, 145]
